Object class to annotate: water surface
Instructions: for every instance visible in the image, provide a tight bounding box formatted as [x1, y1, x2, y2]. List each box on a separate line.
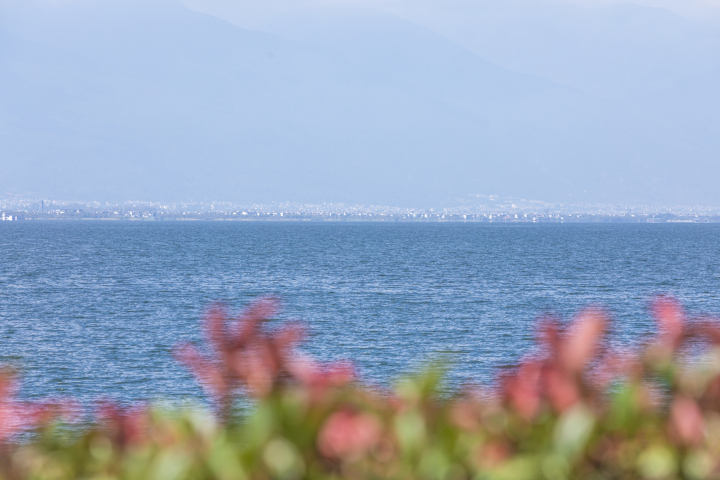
[1, 222, 719, 403]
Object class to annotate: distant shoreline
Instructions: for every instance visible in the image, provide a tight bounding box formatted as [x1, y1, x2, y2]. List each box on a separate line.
[3, 215, 719, 224]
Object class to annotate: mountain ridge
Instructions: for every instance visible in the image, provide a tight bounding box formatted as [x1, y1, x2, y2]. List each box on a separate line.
[1, 0, 719, 207]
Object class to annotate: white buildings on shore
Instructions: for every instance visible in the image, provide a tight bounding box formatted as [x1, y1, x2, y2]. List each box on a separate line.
[1, 213, 16, 221]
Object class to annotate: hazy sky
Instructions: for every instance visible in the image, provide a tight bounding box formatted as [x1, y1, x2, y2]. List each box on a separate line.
[1, 0, 719, 206]
[180, 0, 720, 26]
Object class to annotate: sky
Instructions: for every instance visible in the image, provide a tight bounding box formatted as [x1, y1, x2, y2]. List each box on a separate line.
[1, 0, 719, 207]
[181, 0, 720, 26]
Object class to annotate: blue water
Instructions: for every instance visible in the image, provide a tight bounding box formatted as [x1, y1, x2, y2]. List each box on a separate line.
[1, 222, 720, 404]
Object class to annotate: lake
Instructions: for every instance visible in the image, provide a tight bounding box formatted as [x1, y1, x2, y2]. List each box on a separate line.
[1, 222, 719, 403]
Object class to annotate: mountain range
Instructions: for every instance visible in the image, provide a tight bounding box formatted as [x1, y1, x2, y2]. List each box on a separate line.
[1, 0, 719, 206]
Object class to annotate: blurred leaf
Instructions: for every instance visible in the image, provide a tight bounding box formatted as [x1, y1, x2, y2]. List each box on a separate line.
[262, 437, 304, 480]
[395, 410, 427, 454]
[636, 444, 677, 479]
[149, 449, 191, 480]
[553, 404, 594, 458]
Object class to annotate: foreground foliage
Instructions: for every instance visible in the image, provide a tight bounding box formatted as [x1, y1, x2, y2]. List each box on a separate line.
[4, 297, 720, 479]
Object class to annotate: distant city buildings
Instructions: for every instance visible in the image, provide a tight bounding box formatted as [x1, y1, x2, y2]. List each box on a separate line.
[1, 198, 720, 223]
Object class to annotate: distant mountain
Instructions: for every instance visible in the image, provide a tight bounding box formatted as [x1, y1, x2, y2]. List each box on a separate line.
[1, 0, 719, 206]
[375, 0, 720, 99]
